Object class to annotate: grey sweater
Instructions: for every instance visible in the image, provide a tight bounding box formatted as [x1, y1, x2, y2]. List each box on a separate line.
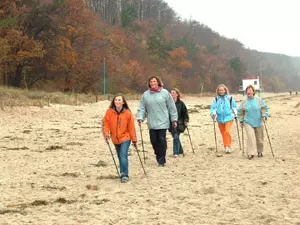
[137, 88, 178, 130]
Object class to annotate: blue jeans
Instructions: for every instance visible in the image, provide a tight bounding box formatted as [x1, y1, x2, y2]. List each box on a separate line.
[171, 130, 183, 155]
[114, 140, 131, 178]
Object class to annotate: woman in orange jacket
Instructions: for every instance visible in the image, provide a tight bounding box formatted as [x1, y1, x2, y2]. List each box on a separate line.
[103, 94, 137, 183]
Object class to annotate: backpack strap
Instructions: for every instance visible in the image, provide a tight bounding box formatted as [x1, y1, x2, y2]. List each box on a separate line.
[229, 96, 236, 117]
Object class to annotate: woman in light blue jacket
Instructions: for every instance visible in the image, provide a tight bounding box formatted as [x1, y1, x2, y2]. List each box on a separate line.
[238, 84, 269, 159]
[210, 84, 238, 153]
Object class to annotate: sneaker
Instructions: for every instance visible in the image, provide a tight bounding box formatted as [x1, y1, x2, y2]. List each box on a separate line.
[120, 177, 129, 183]
[173, 154, 179, 158]
[258, 152, 263, 157]
[158, 163, 165, 167]
[225, 147, 231, 154]
[248, 155, 254, 160]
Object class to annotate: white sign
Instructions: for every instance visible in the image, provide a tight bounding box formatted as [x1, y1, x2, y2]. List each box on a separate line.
[242, 76, 260, 91]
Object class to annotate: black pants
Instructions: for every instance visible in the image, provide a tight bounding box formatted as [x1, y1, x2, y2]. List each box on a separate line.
[149, 129, 167, 165]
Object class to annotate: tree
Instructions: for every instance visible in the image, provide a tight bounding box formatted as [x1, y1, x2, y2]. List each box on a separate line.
[121, 4, 138, 27]
[168, 47, 192, 72]
[0, 0, 46, 88]
[227, 57, 245, 85]
[147, 26, 171, 59]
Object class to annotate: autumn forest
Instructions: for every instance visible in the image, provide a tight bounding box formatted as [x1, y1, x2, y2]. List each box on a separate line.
[1, 0, 300, 94]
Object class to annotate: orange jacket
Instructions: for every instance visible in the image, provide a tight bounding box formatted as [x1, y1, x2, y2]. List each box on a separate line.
[102, 108, 137, 144]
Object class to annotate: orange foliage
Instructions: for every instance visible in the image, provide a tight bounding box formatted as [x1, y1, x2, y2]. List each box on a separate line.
[107, 30, 128, 56]
[168, 47, 192, 70]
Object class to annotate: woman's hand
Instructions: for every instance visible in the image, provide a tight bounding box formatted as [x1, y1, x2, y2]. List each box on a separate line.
[138, 120, 143, 127]
[104, 136, 110, 143]
[132, 141, 138, 149]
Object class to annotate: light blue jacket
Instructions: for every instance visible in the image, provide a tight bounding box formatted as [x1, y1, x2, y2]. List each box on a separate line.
[137, 88, 178, 130]
[238, 96, 269, 128]
[210, 94, 238, 124]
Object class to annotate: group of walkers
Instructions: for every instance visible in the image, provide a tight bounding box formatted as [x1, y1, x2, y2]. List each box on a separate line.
[210, 84, 269, 159]
[102, 76, 269, 183]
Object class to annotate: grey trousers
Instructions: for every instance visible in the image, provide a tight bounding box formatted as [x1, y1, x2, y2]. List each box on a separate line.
[244, 123, 264, 155]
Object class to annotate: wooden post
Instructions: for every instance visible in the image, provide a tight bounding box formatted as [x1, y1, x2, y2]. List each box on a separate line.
[76, 93, 79, 105]
[39, 99, 43, 108]
[0, 100, 4, 111]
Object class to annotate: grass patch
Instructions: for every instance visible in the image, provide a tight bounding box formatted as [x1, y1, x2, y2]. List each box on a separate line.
[45, 145, 63, 151]
[0, 86, 142, 107]
[61, 172, 79, 177]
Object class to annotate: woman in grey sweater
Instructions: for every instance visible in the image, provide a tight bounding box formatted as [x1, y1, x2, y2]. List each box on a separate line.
[137, 76, 178, 166]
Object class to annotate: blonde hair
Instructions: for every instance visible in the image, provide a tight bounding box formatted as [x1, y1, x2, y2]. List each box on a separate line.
[245, 84, 255, 96]
[216, 84, 229, 95]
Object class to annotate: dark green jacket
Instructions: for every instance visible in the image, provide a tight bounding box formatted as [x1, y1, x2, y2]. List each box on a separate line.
[170, 99, 189, 133]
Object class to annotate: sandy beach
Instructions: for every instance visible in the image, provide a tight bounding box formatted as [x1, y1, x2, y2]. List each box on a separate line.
[0, 93, 300, 225]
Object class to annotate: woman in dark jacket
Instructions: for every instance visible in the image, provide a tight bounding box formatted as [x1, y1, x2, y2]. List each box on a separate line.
[170, 88, 189, 157]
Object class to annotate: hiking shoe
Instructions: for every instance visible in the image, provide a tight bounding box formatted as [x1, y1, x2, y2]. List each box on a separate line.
[258, 152, 263, 157]
[225, 147, 231, 154]
[248, 155, 254, 160]
[120, 177, 129, 183]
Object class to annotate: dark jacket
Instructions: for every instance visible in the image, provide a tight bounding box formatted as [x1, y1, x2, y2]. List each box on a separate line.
[170, 99, 189, 133]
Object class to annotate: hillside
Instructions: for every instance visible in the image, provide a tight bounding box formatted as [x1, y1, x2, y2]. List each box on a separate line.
[0, 0, 299, 93]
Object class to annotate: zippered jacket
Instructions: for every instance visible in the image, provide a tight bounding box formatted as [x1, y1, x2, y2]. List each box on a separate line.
[137, 88, 178, 129]
[169, 100, 189, 133]
[210, 94, 238, 124]
[238, 96, 269, 128]
[103, 107, 137, 144]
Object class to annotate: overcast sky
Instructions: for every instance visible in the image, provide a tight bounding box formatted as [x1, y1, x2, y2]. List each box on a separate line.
[164, 0, 300, 57]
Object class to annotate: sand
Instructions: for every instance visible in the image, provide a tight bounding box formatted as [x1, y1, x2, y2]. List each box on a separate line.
[0, 93, 299, 225]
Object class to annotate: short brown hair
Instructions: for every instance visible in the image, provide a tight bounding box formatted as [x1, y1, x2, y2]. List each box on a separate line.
[148, 76, 163, 88]
[245, 85, 255, 96]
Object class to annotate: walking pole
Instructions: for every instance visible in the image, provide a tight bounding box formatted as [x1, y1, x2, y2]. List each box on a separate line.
[241, 126, 244, 154]
[106, 140, 120, 178]
[139, 125, 146, 164]
[134, 145, 146, 175]
[263, 121, 275, 158]
[234, 118, 242, 151]
[213, 118, 218, 153]
[186, 126, 195, 153]
[241, 125, 249, 158]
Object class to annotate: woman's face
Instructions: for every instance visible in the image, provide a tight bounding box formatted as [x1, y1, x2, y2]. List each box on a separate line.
[218, 87, 226, 96]
[246, 87, 254, 98]
[170, 90, 178, 100]
[149, 78, 159, 89]
[114, 96, 124, 108]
